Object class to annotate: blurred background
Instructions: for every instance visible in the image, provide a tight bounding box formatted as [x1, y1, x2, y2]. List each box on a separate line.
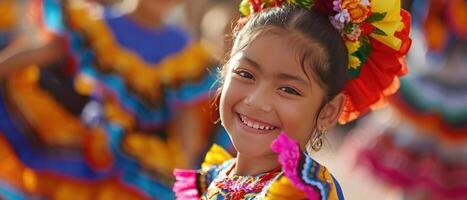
[0, 0, 465, 199]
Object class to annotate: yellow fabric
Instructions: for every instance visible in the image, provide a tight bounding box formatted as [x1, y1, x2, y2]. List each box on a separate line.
[264, 177, 308, 200]
[370, 0, 405, 50]
[321, 169, 340, 200]
[265, 172, 341, 200]
[123, 132, 186, 178]
[201, 144, 233, 171]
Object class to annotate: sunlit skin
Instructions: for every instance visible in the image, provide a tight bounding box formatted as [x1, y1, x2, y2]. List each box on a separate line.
[219, 30, 345, 176]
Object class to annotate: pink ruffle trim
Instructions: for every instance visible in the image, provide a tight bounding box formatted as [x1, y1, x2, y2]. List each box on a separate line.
[173, 169, 200, 200]
[271, 132, 321, 200]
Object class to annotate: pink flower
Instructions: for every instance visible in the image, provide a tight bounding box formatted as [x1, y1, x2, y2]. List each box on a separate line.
[173, 169, 200, 200]
[330, 16, 345, 31]
[346, 24, 362, 41]
[333, 0, 343, 12]
[271, 132, 301, 176]
[360, 0, 370, 6]
[334, 9, 351, 23]
[270, 132, 321, 200]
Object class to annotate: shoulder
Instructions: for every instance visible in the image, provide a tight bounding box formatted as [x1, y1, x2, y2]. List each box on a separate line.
[264, 133, 345, 200]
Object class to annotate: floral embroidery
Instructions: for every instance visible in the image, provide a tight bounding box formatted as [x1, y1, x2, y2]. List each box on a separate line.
[205, 160, 281, 199]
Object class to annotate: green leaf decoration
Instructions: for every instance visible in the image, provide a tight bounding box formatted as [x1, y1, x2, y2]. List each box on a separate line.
[365, 12, 387, 23]
[372, 27, 388, 36]
[360, 35, 370, 45]
[352, 48, 369, 64]
[343, 23, 354, 34]
[294, 0, 314, 9]
[347, 36, 372, 80]
[347, 66, 362, 80]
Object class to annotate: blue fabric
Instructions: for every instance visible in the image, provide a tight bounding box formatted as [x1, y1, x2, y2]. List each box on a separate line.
[0, 90, 109, 179]
[332, 175, 345, 200]
[104, 9, 190, 64]
[0, 181, 29, 200]
[0, 32, 13, 48]
[302, 153, 331, 200]
[42, 0, 64, 34]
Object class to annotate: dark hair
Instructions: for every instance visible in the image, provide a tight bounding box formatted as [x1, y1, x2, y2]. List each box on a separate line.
[227, 4, 348, 101]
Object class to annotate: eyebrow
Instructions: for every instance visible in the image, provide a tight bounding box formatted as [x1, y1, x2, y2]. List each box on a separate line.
[241, 56, 310, 87]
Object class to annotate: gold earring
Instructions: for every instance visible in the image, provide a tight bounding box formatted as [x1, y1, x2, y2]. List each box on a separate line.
[311, 127, 326, 152]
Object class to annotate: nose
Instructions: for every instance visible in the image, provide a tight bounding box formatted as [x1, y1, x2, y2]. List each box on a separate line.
[244, 85, 273, 112]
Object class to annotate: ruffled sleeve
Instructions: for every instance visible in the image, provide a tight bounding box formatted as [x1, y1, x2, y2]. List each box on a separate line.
[173, 144, 233, 200]
[266, 133, 345, 200]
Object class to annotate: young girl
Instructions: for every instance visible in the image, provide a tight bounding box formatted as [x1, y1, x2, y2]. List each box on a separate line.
[174, 0, 411, 199]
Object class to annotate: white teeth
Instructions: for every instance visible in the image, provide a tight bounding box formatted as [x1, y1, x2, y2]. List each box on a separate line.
[239, 114, 276, 131]
[253, 124, 259, 129]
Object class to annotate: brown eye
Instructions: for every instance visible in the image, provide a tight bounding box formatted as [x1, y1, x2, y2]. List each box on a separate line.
[233, 70, 255, 80]
[279, 87, 301, 96]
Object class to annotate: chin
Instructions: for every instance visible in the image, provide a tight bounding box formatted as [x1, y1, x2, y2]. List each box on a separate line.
[228, 130, 277, 158]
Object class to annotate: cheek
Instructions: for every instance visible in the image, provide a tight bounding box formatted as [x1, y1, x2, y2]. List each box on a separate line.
[219, 76, 238, 122]
[278, 101, 318, 147]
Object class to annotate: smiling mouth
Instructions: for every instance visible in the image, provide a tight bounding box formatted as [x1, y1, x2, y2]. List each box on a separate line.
[238, 113, 278, 131]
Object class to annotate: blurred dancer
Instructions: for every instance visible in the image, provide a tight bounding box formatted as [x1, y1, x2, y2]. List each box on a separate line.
[0, 0, 218, 199]
[357, 0, 467, 199]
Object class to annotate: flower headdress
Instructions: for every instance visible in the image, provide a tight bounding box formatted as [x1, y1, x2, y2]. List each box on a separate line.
[238, 0, 412, 124]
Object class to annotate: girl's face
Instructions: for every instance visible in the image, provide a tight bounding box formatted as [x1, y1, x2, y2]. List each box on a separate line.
[220, 32, 327, 157]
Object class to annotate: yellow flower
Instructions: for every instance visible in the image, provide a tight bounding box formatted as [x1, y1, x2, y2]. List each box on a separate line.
[342, 0, 370, 23]
[348, 55, 361, 69]
[345, 40, 361, 53]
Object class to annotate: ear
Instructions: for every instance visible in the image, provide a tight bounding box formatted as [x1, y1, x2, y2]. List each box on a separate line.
[317, 93, 345, 130]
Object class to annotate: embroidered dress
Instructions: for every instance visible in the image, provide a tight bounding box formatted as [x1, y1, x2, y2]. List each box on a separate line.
[174, 133, 345, 200]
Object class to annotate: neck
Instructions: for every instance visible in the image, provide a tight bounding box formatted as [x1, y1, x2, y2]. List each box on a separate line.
[128, 4, 162, 28]
[234, 153, 281, 176]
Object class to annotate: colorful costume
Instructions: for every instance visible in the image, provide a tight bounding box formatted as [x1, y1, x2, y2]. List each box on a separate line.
[174, 133, 344, 200]
[174, 0, 411, 199]
[0, 0, 219, 199]
[66, 1, 219, 198]
[358, 0, 467, 199]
